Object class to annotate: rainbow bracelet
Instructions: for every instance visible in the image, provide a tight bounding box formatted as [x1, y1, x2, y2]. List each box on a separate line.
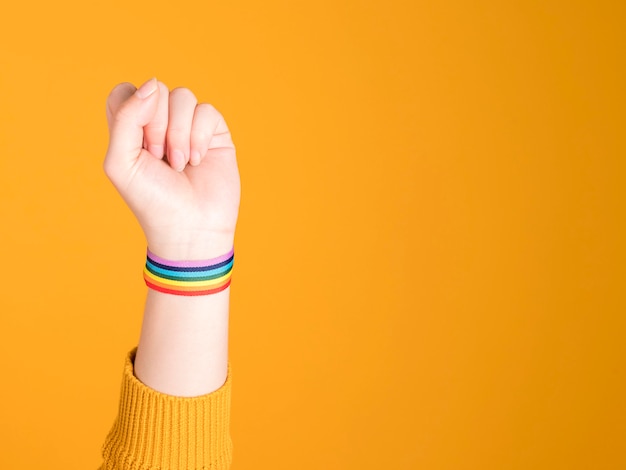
[143, 248, 234, 296]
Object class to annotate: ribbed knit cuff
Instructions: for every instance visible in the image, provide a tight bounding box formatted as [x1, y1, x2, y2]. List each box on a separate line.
[100, 348, 232, 470]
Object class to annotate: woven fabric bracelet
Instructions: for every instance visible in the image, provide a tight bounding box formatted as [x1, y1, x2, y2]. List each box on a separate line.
[143, 247, 234, 296]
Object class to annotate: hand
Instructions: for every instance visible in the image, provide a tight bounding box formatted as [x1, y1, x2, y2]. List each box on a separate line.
[104, 78, 240, 260]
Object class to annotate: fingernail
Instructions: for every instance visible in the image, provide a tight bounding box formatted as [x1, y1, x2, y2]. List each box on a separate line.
[171, 149, 186, 171]
[190, 150, 200, 166]
[149, 144, 164, 158]
[136, 78, 158, 99]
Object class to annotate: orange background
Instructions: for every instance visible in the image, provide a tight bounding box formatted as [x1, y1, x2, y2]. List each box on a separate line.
[0, 1, 624, 468]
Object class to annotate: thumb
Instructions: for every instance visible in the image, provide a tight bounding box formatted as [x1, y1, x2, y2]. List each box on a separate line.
[104, 78, 159, 178]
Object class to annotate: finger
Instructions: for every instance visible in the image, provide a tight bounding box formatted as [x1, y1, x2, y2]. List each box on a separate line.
[207, 115, 235, 151]
[104, 78, 159, 179]
[166, 87, 197, 172]
[143, 81, 170, 159]
[189, 103, 221, 166]
[105, 82, 135, 130]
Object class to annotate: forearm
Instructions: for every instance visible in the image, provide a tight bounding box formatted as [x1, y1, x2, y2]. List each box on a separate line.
[134, 288, 230, 397]
[133, 236, 233, 397]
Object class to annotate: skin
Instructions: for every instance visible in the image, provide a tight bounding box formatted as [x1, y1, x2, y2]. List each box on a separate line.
[104, 78, 240, 397]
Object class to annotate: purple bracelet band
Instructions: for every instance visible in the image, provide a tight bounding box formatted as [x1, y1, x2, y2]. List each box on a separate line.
[146, 247, 235, 268]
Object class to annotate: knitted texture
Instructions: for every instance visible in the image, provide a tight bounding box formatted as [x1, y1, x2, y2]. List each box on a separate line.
[100, 348, 232, 470]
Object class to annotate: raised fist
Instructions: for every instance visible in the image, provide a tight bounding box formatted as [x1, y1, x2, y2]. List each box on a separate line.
[104, 79, 240, 260]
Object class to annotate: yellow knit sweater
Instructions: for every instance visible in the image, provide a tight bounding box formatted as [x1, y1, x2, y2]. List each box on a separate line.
[99, 348, 232, 470]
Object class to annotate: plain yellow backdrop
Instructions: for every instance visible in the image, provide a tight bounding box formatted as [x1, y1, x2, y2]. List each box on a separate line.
[0, 0, 624, 468]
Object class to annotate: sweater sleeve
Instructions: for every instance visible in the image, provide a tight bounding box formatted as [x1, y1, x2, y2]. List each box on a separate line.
[99, 348, 232, 470]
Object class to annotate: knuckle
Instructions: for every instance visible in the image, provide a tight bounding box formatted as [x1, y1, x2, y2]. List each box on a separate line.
[198, 102, 222, 119]
[170, 87, 197, 103]
[111, 82, 134, 94]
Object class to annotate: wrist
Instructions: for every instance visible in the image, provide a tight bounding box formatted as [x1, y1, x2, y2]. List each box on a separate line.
[146, 233, 234, 260]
